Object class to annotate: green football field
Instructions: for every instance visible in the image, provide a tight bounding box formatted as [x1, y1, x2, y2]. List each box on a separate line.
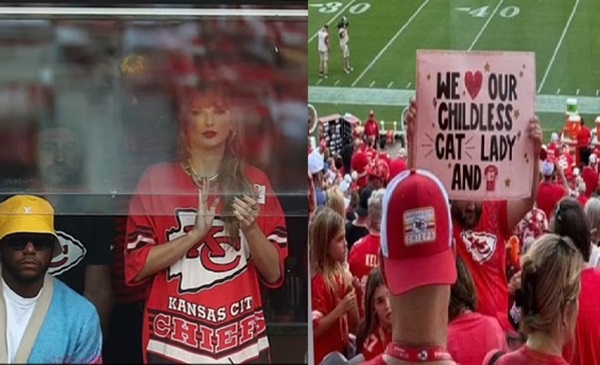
[308, 0, 600, 139]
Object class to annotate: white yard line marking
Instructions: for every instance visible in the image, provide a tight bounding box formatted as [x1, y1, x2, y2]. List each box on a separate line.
[538, 0, 580, 93]
[556, 88, 561, 94]
[468, 0, 504, 50]
[576, 89, 580, 95]
[308, 86, 600, 114]
[334, 79, 340, 86]
[316, 78, 323, 85]
[369, 81, 375, 87]
[351, 0, 431, 87]
[406, 82, 412, 88]
[387, 81, 394, 88]
[308, 0, 357, 43]
[597, 90, 599, 97]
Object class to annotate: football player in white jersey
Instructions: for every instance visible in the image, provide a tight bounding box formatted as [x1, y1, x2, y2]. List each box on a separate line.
[317, 25, 329, 78]
[338, 16, 353, 74]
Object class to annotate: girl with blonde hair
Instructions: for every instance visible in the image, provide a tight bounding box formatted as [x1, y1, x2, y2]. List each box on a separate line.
[311, 207, 359, 365]
[484, 234, 582, 365]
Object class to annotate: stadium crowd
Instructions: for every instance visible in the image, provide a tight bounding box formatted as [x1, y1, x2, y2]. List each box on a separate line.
[309, 100, 600, 365]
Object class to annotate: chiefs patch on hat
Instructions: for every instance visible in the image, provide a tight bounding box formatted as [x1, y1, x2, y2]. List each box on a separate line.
[403, 207, 436, 246]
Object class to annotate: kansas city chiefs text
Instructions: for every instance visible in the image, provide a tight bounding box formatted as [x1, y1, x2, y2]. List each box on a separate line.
[149, 307, 266, 355]
[167, 295, 253, 323]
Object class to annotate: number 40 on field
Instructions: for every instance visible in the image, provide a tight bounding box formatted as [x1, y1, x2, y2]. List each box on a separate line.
[310, 2, 372, 15]
[456, 5, 520, 18]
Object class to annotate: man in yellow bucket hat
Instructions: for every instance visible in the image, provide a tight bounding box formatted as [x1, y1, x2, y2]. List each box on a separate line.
[0, 195, 102, 364]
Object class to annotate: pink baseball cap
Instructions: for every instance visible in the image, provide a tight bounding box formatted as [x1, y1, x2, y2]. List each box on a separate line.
[381, 169, 456, 295]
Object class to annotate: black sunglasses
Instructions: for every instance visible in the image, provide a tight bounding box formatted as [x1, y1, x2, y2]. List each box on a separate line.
[4, 235, 55, 251]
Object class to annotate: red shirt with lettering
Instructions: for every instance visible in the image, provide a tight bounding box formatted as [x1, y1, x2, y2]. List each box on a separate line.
[124, 163, 288, 364]
[360, 326, 391, 361]
[558, 152, 575, 180]
[581, 166, 598, 197]
[348, 234, 380, 318]
[486, 345, 569, 365]
[563, 268, 600, 365]
[448, 311, 508, 365]
[537, 181, 568, 219]
[312, 272, 351, 365]
[453, 201, 513, 333]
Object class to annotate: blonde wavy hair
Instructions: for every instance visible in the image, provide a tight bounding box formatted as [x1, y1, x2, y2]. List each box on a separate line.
[518, 234, 582, 335]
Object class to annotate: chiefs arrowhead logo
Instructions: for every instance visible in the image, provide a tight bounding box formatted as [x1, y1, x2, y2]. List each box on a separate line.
[461, 230, 497, 264]
[49, 231, 87, 276]
[166, 210, 249, 294]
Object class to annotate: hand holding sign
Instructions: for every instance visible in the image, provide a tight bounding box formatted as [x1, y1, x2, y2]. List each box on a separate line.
[415, 50, 536, 200]
[526, 116, 543, 153]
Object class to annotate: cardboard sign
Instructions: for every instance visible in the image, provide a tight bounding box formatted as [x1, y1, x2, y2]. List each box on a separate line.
[415, 50, 536, 200]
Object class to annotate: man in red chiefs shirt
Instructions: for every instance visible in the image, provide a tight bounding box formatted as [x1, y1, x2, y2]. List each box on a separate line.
[348, 189, 385, 319]
[581, 153, 599, 197]
[360, 169, 458, 365]
[404, 99, 543, 341]
[364, 110, 379, 149]
[537, 160, 569, 219]
[576, 117, 592, 168]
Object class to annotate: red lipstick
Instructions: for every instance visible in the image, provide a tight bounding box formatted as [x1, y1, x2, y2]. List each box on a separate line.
[202, 131, 217, 139]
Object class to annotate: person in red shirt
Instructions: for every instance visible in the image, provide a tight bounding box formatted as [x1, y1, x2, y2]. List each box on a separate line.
[124, 87, 287, 364]
[355, 269, 392, 361]
[448, 257, 508, 365]
[581, 153, 599, 197]
[404, 99, 543, 341]
[364, 110, 379, 149]
[483, 234, 582, 365]
[547, 133, 560, 162]
[550, 199, 600, 365]
[558, 144, 575, 181]
[311, 208, 359, 365]
[348, 189, 385, 318]
[577, 118, 592, 168]
[360, 169, 458, 365]
[352, 150, 370, 190]
[537, 160, 569, 219]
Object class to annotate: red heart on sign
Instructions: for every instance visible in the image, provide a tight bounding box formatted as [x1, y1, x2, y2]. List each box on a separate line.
[464, 71, 483, 100]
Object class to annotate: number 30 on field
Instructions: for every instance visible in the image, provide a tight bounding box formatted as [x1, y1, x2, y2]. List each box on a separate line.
[317, 2, 371, 15]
